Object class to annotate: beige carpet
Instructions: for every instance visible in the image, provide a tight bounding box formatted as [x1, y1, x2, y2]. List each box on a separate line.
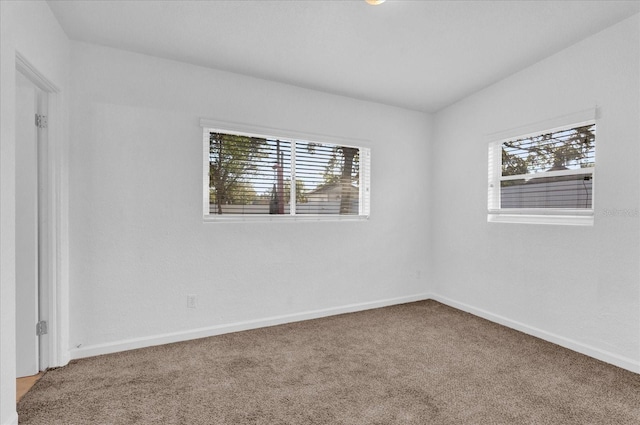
[17, 301, 640, 424]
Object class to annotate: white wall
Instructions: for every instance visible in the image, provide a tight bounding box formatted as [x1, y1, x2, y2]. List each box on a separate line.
[68, 42, 432, 357]
[4, 9, 636, 425]
[431, 14, 640, 372]
[0, 1, 69, 424]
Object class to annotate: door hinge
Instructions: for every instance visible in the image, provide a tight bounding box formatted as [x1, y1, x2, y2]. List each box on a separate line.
[36, 320, 48, 336]
[35, 114, 48, 129]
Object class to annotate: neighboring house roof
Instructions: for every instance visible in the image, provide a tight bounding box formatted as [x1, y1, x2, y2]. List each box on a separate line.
[307, 182, 358, 196]
[525, 165, 592, 183]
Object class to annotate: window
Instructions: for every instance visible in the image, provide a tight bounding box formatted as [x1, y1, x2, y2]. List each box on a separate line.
[488, 117, 596, 226]
[202, 122, 370, 221]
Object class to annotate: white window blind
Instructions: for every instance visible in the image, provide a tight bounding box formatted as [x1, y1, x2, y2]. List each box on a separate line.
[203, 126, 370, 220]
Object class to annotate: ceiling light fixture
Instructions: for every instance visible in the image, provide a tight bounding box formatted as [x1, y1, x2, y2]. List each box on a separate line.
[365, 0, 386, 5]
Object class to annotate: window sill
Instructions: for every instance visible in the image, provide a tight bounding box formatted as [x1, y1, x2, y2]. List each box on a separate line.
[203, 214, 369, 223]
[488, 210, 594, 226]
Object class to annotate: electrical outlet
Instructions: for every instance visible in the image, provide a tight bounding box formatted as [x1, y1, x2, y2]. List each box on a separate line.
[187, 294, 197, 309]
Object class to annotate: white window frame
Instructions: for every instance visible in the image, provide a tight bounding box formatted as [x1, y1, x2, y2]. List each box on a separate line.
[201, 119, 371, 222]
[487, 109, 597, 226]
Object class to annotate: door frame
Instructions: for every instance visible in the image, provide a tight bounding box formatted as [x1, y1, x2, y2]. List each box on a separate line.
[15, 69, 41, 377]
[16, 52, 68, 369]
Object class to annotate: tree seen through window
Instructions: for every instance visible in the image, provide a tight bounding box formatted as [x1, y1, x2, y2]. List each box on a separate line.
[208, 132, 363, 215]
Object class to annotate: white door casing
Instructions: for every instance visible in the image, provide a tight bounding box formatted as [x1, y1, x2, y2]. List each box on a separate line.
[15, 71, 40, 378]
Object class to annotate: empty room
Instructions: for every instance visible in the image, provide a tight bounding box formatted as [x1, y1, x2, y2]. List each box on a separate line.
[1, 0, 639, 424]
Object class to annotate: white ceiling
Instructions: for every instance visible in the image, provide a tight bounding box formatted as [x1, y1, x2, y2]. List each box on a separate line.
[47, 0, 640, 113]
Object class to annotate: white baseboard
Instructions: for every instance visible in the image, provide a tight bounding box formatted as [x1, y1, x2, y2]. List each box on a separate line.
[70, 293, 431, 360]
[430, 293, 640, 374]
[68, 292, 640, 375]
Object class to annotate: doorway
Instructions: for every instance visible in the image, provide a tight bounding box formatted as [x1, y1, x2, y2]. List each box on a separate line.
[15, 69, 48, 378]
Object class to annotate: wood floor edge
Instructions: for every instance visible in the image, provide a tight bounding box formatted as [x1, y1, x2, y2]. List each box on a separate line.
[16, 372, 44, 403]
